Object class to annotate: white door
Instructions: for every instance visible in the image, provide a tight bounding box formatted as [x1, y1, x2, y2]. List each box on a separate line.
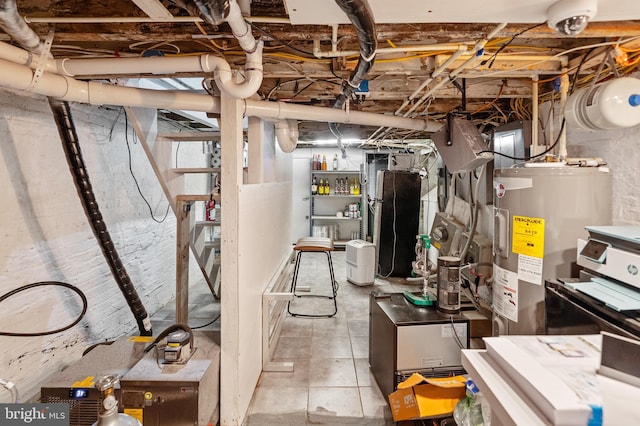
[291, 158, 311, 243]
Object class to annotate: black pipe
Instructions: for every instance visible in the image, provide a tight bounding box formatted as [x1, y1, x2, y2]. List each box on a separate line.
[192, 0, 230, 25]
[48, 98, 152, 336]
[332, 0, 377, 110]
[330, 0, 377, 153]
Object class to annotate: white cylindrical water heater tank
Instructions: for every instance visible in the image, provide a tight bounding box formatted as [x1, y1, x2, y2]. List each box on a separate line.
[492, 166, 612, 336]
[565, 77, 640, 130]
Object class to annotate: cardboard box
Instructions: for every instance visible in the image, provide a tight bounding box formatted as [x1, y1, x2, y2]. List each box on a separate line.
[389, 373, 467, 422]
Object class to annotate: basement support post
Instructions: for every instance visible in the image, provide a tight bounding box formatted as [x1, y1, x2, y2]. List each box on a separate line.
[219, 93, 244, 425]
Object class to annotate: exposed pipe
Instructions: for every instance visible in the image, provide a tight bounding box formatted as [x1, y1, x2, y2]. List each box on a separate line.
[193, 0, 230, 25]
[48, 97, 152, 336]
[532, 74, 539, 153]
[244, 99, 441, 132]
[331, 0, 376, 111]
[330, 0, 377, 157]
[0, 57, 440, 132]
[0, 40, 263, 100]
[314, 42, 471, 59]
[274, 119, 299, 153]
[366, 23, 507, 144]
[0, 0, 44, 53]
[192, 0, 263, 98]
[23, 15, 291, 24]
[558, 69, 569, 161]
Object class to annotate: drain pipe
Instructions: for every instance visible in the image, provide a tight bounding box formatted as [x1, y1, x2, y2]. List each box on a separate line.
[48, 98, 152, 336]
[274, 119, 299, 153]
[0, 0, 44, 54]
[0, 57, 441, 131]
[193, 0, 264, 98]
[329, 0, 377, 157]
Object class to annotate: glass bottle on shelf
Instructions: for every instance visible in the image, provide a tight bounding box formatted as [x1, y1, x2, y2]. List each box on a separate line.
[321, 154, 327, 170]
[332, 154, 338, 170]
[325, 179, 330, 195]
[311, 176, 318, 195]
[318, 178, 324, 195]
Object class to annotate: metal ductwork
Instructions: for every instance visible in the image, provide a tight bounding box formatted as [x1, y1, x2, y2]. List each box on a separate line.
[0, 0, 44, 54]
[330, 0, 377, 157]
[193, 0, 231, 26]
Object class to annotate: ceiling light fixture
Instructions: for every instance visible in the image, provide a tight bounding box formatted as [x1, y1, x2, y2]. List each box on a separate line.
[546, 0, 598, 36]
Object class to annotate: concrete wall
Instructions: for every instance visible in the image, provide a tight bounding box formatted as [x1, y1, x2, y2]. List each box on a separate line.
[0, 89, 181, 402]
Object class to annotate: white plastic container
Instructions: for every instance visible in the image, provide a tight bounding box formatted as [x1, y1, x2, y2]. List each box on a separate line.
[565, 77, 640, 130]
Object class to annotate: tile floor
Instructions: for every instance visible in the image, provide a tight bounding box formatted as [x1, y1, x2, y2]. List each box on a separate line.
[244, 250, 422, 426]
[150, 250, 424, 425]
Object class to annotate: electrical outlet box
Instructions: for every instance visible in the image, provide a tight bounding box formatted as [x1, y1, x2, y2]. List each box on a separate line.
[429, 212, 465, 256]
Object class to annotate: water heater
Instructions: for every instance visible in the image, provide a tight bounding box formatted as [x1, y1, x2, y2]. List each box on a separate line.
[492, 166, 611, 335]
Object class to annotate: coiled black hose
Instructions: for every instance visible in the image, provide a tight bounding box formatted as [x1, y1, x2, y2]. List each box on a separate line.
[0, 281, 87, 337]
[48, 98, 152, 336]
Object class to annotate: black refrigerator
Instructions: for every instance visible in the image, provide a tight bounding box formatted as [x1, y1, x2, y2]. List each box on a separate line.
[373, 170, 421, 277]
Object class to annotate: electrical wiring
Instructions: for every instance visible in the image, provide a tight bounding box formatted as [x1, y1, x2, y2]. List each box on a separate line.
[0, 282, 87, 337]
[471, 35, 640, 78]
[450, 316, 465, 350]
[124, 112, 171, 223]
[471, 80, 506, 115]
[190, 313, 221, 330]
[128, 40, 181, 56]
[483, 23, 546, 69]
[479, 118, 565, 161]
[247, 21, 318, 58]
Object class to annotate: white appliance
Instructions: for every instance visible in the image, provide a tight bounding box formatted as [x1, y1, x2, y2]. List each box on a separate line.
[493, 166, 612, 335]
[346, 239, 376, 285]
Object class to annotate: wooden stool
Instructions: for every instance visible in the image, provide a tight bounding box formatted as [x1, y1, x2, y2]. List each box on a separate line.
[287, 237, 338, 318]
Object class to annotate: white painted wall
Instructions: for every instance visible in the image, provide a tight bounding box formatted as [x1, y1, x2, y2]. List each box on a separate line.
[0, 89, 190, 402]
[567, 124, 640, 225]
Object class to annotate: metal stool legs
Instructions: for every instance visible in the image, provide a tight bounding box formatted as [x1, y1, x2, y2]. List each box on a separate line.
[287, 249, 338, 318]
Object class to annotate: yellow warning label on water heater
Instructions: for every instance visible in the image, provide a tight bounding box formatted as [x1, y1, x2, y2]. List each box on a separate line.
[512, 216, 545, 258]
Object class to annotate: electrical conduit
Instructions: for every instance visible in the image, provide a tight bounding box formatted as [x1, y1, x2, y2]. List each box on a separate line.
[47, 98, 152, 336]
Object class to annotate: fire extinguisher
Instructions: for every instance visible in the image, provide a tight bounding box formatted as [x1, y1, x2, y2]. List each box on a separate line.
[205, 199, 216, 222]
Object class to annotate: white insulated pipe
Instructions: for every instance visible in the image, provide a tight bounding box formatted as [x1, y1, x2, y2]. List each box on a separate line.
[0, 58, 221, 111]
[0, 38, 264, 100]
[274, 119, 299, 153]
[226, 0, 257, 53]
[244, 99, 442, 132]
[0, 58, 439, 133]
[532, 74, 539, 150]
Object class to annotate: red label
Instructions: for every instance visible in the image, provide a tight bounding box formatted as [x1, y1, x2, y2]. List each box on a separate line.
[496, 183, 506, 198]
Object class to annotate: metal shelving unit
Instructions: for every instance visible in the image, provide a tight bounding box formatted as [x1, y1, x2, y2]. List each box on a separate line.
[310, 170, 366, 246]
